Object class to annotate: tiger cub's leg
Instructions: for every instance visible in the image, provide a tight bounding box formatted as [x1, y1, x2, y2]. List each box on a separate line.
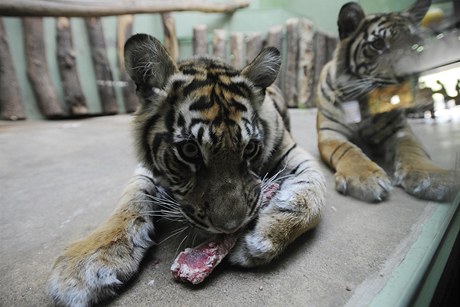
[391, 126, 460, 202]
[47, 166, 157, 306]
[317, 112, 392, 202]
[229, 144, 325, 267]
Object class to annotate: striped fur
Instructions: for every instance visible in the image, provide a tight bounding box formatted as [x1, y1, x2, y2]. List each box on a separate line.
[48, 34, 325, 306]
[316, 0, 459, 202]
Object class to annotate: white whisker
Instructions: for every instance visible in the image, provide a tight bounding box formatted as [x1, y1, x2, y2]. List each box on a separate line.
[158, 226, 189, 245]
[175, 233, 190, 256]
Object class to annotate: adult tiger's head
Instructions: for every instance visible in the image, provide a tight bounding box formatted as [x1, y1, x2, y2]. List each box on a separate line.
[124, 34, 281, 234]
[335, 0, 431, 99]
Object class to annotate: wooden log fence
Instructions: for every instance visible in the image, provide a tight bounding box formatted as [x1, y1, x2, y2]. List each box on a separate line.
[0, 19, 25, 120]
[284, 18, 300, 108]
[297, 18, 315, 108]
[0, 13, 338, 120]
[245, 32, 264, 64]
[85, 17, 118, 115]
[117, 15, 138, 113]
[56, 17, 88, 116]
[267, 25, 283, 88]
[193, 24, 209, 56]
[24, 17, 64, 118]
[0, 0, 250, 17]
[212, 29, 227, 60]
[161, 12, 179, 62]
[229, 32, 244, 69]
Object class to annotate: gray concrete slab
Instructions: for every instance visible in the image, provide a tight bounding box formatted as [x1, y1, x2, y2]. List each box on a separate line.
[0, 109, 459, 306]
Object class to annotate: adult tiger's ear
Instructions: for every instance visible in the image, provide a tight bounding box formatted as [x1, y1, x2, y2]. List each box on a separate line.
[241, 47, 281, 89]
[124, 34, 178, 96]
[337, 2, 365, 40]
[404, 0, 431, 23]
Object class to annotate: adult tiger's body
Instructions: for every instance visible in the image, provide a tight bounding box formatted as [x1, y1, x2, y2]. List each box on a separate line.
[48, 34, 325, 306]
[316, 0, 459, 202]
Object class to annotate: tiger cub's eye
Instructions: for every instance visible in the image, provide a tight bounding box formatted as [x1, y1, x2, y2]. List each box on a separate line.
[179, 141, 201, 160]
[244, 140, 260, 159]
[370, 38, 386, 50]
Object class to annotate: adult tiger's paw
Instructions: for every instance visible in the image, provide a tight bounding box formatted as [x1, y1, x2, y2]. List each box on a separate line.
[334, 162, 392, 203]
[395, 166, 460, 202]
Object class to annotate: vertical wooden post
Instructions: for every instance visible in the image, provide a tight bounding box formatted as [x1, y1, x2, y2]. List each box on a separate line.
[313, 30, 328, 102]
[267, 25, 283, 52]
[212, 29, 226, 61]
[284, 18, 299, 108]
[297, 18, 315, 108]
[245, 32, 263, 63]
[161, 12, 179, 61]
[229, 32, 244, 69]
[23, 17, 64, 118]
[85, 17, 118, 115]
[117, 14, 138, 113]
[193, 24, 208, 56]
[0, 19, 26, 120]
[56, 17, 88, 116]
[267, 25, 283, 88]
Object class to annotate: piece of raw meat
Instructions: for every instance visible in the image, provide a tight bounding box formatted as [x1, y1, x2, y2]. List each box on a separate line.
[171, 233, 238, 284]
[171, 182, 279, 284]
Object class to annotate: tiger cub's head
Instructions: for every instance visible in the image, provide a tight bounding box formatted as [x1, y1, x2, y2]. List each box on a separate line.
[335, 0, 431, 99]
[124, 34, 281, 234]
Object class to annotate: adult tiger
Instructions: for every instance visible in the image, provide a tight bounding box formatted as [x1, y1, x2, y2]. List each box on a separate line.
[47, 34, 325, 306]
[316, 0, 459, 202]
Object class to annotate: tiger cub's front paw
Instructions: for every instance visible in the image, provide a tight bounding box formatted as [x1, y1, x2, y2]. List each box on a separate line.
[228, 230, 278, 267]
[48, 251, 117, 306]
[335, 162, 392, 202]
[48, 244, 126, 307]
[47, 234, 146, 307]
[395, 166, 460, 202]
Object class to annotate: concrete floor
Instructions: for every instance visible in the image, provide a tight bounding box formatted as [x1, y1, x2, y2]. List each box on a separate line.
[1, 109, 459, 306]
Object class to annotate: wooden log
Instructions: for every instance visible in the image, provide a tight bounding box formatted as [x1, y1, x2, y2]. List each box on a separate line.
[0, 18, 26, 120]
[284, 18, 299, 108]
[23, 17, 64, 118]
[229, 32, 244, 69]
[0, 0, 251, 17]
[297, 18, 315, 108]
[85, 17, 118, 115]
[161, 12, 179, 61]
[56, 17, 88, 116]
[267, 25, 283, 88]
[117, 15, 132, 69]
[245, 32, 264, 64]
[193, 24, 208, 56]
[117, 15, 138, 113]
[267, 25, 283, 52]
[313, 30, 328, 99]
[212, 29, 226, 61]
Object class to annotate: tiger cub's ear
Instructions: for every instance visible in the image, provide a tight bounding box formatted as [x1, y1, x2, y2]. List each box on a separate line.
[241, 47, 281, 89]
[337, 2, 365, 40]
[124, 34, 178, 95]
[404, 0, 431, 23]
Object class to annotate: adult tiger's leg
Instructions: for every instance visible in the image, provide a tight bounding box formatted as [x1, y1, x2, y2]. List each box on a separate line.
[391, 125, 460, 202]
[47, 166, 157, 307]
[229, 140, 325, 267]
[317, 111, 392, 202]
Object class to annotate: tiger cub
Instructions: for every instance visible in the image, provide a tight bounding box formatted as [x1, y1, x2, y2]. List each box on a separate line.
[47, 34, 325, 306]
[316, 0, 459, 202]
